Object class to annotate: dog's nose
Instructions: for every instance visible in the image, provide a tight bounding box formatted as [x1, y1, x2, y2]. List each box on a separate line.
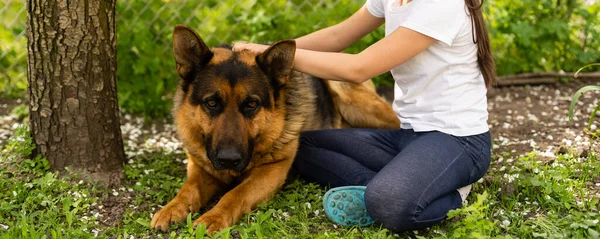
[216, 148, 243, 163]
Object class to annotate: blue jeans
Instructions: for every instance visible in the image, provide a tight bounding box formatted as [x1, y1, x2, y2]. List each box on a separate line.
[293, 128, 491, 232]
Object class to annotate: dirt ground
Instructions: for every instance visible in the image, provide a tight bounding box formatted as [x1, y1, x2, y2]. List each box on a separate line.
[2, 80, 599, 158]
[487, 80, 599, 160]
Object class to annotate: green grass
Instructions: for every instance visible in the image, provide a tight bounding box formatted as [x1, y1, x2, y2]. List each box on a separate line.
[1, 126, 599, 238]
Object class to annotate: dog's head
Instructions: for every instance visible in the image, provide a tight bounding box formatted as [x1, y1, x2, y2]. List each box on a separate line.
[172, 25, 295, 172]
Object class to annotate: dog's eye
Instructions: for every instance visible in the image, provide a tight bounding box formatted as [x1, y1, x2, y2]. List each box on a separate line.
[206, 100, 217, 108]
[246, 101, 258, 110]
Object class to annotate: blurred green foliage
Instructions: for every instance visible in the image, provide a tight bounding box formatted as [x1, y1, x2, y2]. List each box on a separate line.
[0, 0, 27, 98]
[1, 0, 599, 117]
[487, 0, 600, 75]
[115, 0, 378, 117]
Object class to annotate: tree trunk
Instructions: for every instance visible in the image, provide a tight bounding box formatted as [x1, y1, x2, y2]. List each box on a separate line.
[26, 0, 125, 186]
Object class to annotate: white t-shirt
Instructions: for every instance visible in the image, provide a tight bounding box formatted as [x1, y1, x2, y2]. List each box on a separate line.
[366, 0, 489, 136]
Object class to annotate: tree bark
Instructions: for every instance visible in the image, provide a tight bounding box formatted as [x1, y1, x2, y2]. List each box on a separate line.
[26, 0, 124, 186]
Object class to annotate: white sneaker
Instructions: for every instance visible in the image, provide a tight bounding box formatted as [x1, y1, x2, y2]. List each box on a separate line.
[457, 184, 472, 202]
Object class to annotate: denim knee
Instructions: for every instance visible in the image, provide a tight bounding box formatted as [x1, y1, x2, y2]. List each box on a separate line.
[364, 178, 420, 232]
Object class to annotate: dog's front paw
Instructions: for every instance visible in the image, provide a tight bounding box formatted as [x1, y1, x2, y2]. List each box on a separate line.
[151, 199, 191, 231]
[194, 209, 232, 233]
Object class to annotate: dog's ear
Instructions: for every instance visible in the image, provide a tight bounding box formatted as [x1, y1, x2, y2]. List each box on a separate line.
[173, 25, 213, 81]
[256, 39, 296, 87]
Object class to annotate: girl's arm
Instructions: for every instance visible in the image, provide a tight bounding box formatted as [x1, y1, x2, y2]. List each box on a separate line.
[294, 6, 384, 52]
[294, 27, 436, 83]
[235, 26, 436, 84]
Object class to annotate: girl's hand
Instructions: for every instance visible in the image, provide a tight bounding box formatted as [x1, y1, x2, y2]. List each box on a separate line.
[232, 42, 269, 54]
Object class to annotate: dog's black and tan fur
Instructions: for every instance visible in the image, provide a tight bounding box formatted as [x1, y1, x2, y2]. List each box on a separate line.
[151, 25, 400, 232]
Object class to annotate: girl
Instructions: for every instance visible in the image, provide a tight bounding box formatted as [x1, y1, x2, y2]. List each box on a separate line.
[233, 0, 494, 232]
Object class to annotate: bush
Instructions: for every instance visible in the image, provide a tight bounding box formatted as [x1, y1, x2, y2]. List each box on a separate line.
[487, 0, 600, 75]
[115, 0, 383, 118]
[0, 0, 27, 98]
[2, 0, 599, 117]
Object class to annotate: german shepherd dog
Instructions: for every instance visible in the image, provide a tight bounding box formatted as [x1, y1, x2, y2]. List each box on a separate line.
[151, 25, 400, 232]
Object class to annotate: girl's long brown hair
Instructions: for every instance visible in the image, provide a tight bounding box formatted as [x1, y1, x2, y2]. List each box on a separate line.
[465, 0, 496, 87]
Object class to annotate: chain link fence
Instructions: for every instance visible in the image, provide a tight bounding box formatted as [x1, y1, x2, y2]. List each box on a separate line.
[0, 0, 366, 102]
[0, 0, 28, 97]
[7, 0, 597, 116]
[118, 0, 358, 55]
